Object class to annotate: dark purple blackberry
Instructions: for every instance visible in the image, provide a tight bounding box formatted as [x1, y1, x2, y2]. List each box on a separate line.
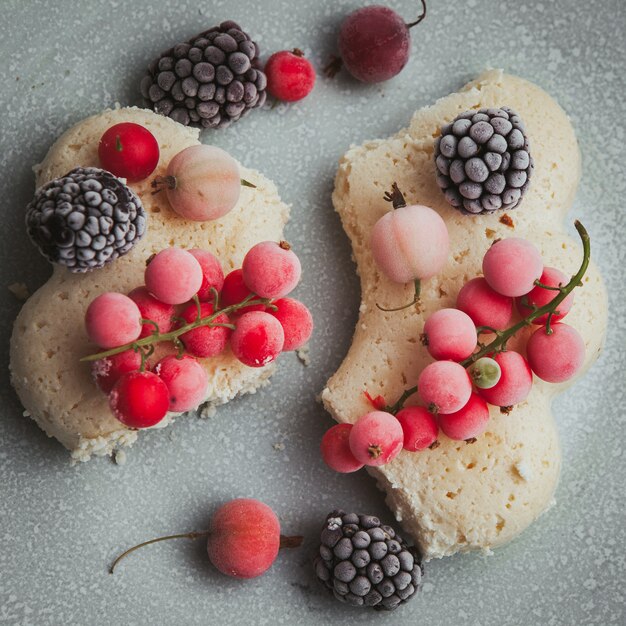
[26, 167, 146, 272]
[313, 510, 423, 611]
[140, 21, 267, 130]
[434, 107, 534, 214]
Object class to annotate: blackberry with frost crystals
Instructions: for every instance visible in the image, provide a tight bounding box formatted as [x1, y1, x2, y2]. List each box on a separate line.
[26, 167, 146, 272]
[313, 510, 423, 611]
[434, 107, 534, 214]
[141, 21, 267, 129]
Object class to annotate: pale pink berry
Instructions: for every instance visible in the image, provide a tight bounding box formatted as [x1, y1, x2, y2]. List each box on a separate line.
[230, 311, 285, 367]
[482, 238, 543, 297]
[478, 351, 533, 407]
[516, 267, 574, 324]
[417, 361, 472, 414]
[370, 204, 449, 284]
[189, 249, 225, 302]
[144, 248, 203, 305]
[128, 286, 175, 338]
[85, 292, 142, 348]
[438, 393, 490, 441]
[320, 423, 364, 473]
[422, 308, 476, 361]
[395, 406, 439, 451]
[269, 298, 313, 351]
[155, 355, 208, 412]
[242, 241, 301, 299]
[526, 323, 585, 383]
[348, 411, 404, 467]
[456, 277, 513, 330]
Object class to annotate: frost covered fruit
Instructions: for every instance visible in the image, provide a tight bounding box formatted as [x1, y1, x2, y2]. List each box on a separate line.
[265, 49, 316, 102]
[109, 371, 170, 429]
[230, 311, 284, 367]
[526, 323, 585, 383]
[321, 423, 364, 473]
[348, 411, 404, 467]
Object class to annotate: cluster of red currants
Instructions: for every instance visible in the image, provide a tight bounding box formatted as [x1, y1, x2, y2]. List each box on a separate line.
[322, 226, 589, 473]
[84, 242, 312, 429]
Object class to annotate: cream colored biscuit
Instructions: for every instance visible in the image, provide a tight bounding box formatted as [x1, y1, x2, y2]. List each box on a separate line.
[10, 107, 289, 462]
[322, 70, 607, 560]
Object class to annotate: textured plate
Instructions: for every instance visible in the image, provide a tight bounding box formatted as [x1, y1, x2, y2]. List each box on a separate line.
[0, 0, 624, 624]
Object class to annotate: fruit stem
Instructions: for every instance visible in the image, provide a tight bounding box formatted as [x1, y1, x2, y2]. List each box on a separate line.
[405, 0, 427, 29]
[240, 179, 256, 189]
[115, 135, 123, 152]
[376, 279, 421, 312]
[279, 535, 304, 549]
[151, 175, 177, 194]
[292, 48, 305, 57]
[81, 293, 273, 362]
[386, 385, 418, 414]
[383, 182, 407, 210]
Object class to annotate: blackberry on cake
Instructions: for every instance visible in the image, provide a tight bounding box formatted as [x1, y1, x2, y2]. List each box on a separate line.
[141, 21, 267, 129]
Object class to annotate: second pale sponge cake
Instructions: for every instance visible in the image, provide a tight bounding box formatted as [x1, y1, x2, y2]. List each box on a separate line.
[322, 70, 607, 560]
[10, 107, 289, 463]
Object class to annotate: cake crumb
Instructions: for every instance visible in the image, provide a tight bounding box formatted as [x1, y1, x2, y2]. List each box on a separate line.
[8, 282, 30, 301]
[296, 344, 310, 366]
[273, 442, 285, 451]
[499, 214, 514, 228]
[485, 228, 497, 238]
[514, 460, 532, 481]
[114, 449, 127, 466]
[199, 403, 217, 419]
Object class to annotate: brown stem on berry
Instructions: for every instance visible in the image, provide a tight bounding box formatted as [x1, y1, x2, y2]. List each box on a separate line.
[500, 406, 513, 415]
[279, 240, 291, 251]
[383, 182, 407, 210]
[368, 444, 383, 459]
[376, 279, 421, 312]
[292, 48, 305, 57]
[151, 175, 177, 194]
[279, 535, 304, 549]
[405, 0, 427, 29]
[323, 55, 343, 78]
[240, 179, 256, 189]
[465, 437, 477, 445]
[429, 440, 440, 450]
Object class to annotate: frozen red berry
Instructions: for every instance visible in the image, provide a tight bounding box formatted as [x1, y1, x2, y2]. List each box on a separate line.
[85, 292, 142, 349]
[230, 311, 285, 367]
[92, 349, 143, 394]
[220, 269, 266, 314]
[269, 298, 313, 351]
[179, 302, 231, 358]
[320, 423, 364, 473]
[128, 286, 175, 338]
[145, 248, 203, 305]
[189, 249, 225, 302]
[98, 122, 159, 182]
[109, 371, 169, 428]
[516, 267, 574, 324]
[242, 241, 301, 299]
[395, 406, 439, 451]
[348, 411, 404, 467]
[265, 49, 316, 102]
[155, 355, 208, 412]
[438, 393, 490, 441]
[422, 308, 476, 361]
[478, 351, 533, 407]
[482, 238, 543, 297]
[526, 323, 585, 383]
[207, 498, 281, 579]
[456, 277, 513, 330]
[418, 361, 472, 414]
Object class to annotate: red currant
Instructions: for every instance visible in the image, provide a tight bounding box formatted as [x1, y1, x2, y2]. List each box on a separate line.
[230, 311, 285, 367]
[92, 349, 143, 394]
[221, 269, 266, 315]
[178, 302, 232, 358]
[109, 371, 169, 428]
[265, 49, 316, 102]
[98, 122, 159, 182]
[320, 423, 364, 473]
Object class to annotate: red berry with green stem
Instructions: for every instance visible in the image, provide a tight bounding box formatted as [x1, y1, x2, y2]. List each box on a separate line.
[456, 277, 513, 331]
[337, 1, 427, 83]
[395, 406, 439, 451]
[265, 49, 316, 102]
[154, 354, 208, 412]
[98, 122, 159, 182]
[220, 269, 266, 314]
[109, 371, 170, 428]
[269, 298, 313, 351]
[178, 302, 232, 358]
[348, 411, 404, 466]
[418, 361, 472, 414]
[321, 423, 364, 473]
[230, 311, 285, 367]
[92, 349, 144, 394]
[526, 323, 585, 383]
[516, 267, 574, 324]
[128, 286, 175, 339]
[422, 308, 476, 361]
[438, 393, 490, 441]
[145, 248, 203, 305]
[477, 351, 533, 408]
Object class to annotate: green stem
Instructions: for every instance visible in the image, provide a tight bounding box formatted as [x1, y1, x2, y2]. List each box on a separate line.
[81, 293, 272, 362]
[377, 279, 421, 312]
[386, 385, 418, 414]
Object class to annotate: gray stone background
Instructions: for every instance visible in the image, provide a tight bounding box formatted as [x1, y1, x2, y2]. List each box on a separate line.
[1, 0, 624, 624]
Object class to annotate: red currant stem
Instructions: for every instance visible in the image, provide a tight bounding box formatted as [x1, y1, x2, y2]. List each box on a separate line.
[386, 220, 591, 411]
[141, 318, 160, 334]
[545, 311, 555, 335]
[405, 0, 427, 29]
[81, 293, 273, 362]
[475, 325, 501, 336]
[323, 55, 343, 78]
[151, 175, 177, 194]
[110, 531, 303, 574]
[192, 294, 202, 322]
[383, 182, 408, 210]
[115, 135, 123, 152]
[533, 280, 562, 291]
[209, 286, 220, 311]
[376, 279, 421, 312]
[240, 178, 256, 189]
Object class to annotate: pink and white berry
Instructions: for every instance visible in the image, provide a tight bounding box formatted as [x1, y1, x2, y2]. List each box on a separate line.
[230, 311, 285, 367]
[320, 423, 364, 473]
[526, 323, 585, 383]
[145, 248, 203, 305]
[395, 406, 439, 451]
[155, 355, 209, 412]
[269, 298, 313, 351]
[516, 266, 574, 324]
[128, 286, 175, 338]
[85, 292, 142, 349]
[179, 302, 231, 358]
[422, 308, 476, 361]
[348, 411, 404, 467]
[482, 237, 543, 297]
[370, 204, 449, 284]
[242, 241, 301, 299]
[478, 351, 533, 407]
[417, 361, 472, 414]
[456, 277, 513, 330]
[189, 249, 225, 302]
[438, 393, 490, 441]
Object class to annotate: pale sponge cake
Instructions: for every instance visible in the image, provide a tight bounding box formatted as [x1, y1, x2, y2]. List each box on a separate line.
[322, 70, 607, 560]
[10, 107, 289, 462]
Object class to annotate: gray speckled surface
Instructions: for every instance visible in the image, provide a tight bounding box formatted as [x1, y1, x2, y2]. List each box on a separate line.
[1, 0, 625, 624]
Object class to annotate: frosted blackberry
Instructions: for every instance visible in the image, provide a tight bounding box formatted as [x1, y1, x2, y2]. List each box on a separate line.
[26, 167, 146, 272]
[313, 510, 423, 611]
[140, 21, 267, 129]
[434, 107, 534, 214]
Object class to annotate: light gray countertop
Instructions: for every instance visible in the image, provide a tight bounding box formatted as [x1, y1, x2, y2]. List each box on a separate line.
[1, 0, 624, 624]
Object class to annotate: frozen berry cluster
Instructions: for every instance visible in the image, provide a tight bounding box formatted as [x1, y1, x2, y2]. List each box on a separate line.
[84, 243, 313, 429]
[322, 223, 590, 473]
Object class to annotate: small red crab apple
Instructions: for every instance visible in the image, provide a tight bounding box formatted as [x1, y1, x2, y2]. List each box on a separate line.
[265, 49, 316, 102]
[109, 498, 303, 578]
